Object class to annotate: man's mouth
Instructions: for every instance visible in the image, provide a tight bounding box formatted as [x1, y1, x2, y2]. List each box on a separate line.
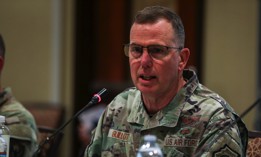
[140, 75, 156, 80]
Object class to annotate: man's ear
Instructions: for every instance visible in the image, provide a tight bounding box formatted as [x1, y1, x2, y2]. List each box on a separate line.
[178, 48, 190, 71]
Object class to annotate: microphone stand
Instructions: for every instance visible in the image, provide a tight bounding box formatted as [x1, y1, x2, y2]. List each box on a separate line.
[33, 88, 107, 157]
[194, 98, 261, 157]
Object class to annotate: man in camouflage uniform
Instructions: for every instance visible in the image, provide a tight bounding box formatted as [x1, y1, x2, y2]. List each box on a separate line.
[85, 6, 247, 157]
[0, 34, 38, 157]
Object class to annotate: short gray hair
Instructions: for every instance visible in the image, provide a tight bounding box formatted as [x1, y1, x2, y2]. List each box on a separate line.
[133, 6, 185, 47]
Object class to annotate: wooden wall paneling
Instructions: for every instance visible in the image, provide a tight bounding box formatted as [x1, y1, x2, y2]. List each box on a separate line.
[95, 1, 128, 82]
[73, 0, 131, 156]
[177, 0, 205, 80]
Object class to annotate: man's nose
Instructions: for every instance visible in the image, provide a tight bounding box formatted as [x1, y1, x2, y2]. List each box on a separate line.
[140, 49, 153, 68]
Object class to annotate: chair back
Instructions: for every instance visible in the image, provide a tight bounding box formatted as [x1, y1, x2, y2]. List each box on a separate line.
[247, 130, 261, 157]
[24, 102, 65, 157]
[35, 126, 64, 157]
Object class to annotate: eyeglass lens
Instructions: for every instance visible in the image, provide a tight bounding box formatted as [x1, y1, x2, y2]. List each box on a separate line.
[126, 45, 170, 59]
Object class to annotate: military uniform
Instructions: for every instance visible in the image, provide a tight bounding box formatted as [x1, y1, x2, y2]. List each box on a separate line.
[0, 88, 38, 157]
[85, 70, 248, 157]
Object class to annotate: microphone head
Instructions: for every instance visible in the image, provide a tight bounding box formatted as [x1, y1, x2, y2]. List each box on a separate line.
[93, 94, 101, 103]
[97, 88, 107, 97]
[91, 88, 107, 103]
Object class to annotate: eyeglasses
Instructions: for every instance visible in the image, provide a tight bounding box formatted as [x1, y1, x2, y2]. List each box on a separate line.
[124, 44, 182, 60]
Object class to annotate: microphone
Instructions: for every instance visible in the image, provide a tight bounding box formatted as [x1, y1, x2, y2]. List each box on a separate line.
[194, 98, 261, 157]
[33, 88, 107, 156]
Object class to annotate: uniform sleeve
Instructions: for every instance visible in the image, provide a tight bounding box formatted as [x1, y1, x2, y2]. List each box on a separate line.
[195, 108, 246, 157]
[3, 104, 38, 157]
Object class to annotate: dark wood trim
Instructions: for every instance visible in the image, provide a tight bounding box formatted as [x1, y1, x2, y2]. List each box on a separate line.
[248, 130, 261, 138]
[73, 0, 131, 156]
[177, 0, 205, 81]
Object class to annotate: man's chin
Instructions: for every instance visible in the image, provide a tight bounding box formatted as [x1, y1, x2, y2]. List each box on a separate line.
[137, 85, 156, 94]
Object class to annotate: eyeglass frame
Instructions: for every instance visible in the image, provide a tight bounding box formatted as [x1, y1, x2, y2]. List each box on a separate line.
[124, 43, 183, 60]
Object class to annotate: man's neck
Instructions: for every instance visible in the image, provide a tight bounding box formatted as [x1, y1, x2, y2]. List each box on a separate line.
[142, 78, 187, 114]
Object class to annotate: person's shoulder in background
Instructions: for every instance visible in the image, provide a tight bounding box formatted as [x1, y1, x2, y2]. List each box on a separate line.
[0, 88, 37, 141]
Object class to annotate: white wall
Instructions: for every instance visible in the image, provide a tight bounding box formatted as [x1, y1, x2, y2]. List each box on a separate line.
[0, 0, 58, 102]
[203, 0, 259, 130]
[0, 0, 74, 156]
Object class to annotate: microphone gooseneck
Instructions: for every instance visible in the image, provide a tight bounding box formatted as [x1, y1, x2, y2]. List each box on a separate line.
[33, 88, 107, 156]
[194, 98, 261, 157]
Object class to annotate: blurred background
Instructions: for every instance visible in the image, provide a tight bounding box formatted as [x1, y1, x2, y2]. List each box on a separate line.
[0, 0, 260, 156]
